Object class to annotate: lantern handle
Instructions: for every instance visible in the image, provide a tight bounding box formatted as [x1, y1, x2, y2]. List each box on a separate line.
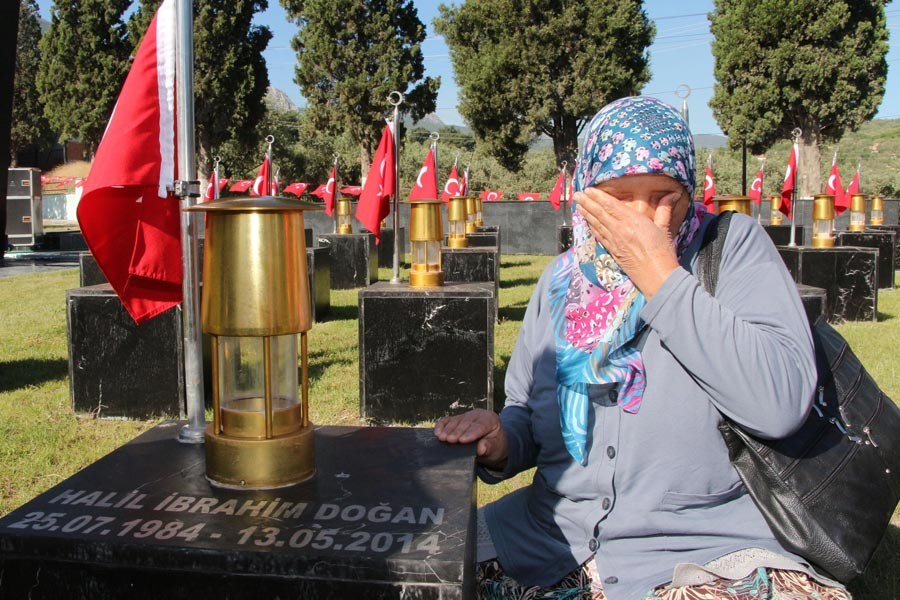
[387, 91, 404, 107]
[213, 156, 220, 168]
[561, 160, 568, 170]
[791, 128, 802, 143]
[265, 135, 275, 145]
[429, 131, 440, 142]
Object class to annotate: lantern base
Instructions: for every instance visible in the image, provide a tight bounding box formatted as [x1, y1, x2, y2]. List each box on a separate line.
[337, 225, 353, 235]
[409, 270, 444, 287]
[447, 235, 468, 249]
[812, 236, 835, 248]
[205, 424, 315, 489]
[848, 225, 866, 232]
[464, 223, 478, 234]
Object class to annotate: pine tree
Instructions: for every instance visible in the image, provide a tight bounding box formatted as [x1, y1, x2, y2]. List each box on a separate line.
[281, 0, 439, 173]
[435, 0, 654, 171]
[36, 0, 131, 155]
[709, 0, 889, 197]
[11, 0, 53, 165]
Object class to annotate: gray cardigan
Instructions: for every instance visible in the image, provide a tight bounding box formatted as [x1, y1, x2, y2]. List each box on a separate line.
[481, 213, 817, 600]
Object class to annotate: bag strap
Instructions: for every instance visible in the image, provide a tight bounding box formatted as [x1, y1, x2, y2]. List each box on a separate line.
[696, 211, 735, 295]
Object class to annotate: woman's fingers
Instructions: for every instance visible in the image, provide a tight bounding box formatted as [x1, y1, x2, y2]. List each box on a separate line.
[434, 410, 496, 444]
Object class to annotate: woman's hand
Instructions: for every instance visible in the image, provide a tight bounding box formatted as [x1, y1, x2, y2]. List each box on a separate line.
[574, 187, 681, 298]
[434, 409, 509, 469]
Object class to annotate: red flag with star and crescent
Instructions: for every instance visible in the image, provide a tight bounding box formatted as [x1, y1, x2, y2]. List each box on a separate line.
[409, 147, 438, 200]
[440, 165, 462, 203]
[548, 169, 565, 211]
[702, 159, 716, 207]
[356, 123, 396, 244]
[748, 165, 764, 204]
[780, 144, 797, 219]
[323, 165, 337, 216]
[825, 152, 848, 215]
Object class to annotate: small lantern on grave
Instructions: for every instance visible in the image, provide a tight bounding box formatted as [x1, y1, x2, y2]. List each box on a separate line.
[464, 196, 479, 233]
[447, 196, 469, 249]
[406, 199, 444, 287]
[715, 194, 752, 216]
[871, 195, 885, 226]
[812, 193, 836, 248]
[769, 195, 783, 225]
[474, 197, 484, 227]
[849, 194, 867, 232]
[337, 195, 353, 234]
[185, 196, 318, 489]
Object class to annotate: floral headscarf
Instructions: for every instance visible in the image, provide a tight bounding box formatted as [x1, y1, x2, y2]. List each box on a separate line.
[550, 96, 703, 464]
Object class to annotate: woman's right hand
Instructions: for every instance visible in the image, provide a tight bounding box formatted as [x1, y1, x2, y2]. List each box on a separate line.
[434, 409, 509, 469]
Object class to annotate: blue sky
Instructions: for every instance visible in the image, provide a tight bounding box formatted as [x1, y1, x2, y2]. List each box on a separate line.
[37, 0, 900, 137]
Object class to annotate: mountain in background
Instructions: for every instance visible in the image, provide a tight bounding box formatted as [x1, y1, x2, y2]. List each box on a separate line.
[695, 134, 728, 149]
[265, 87, 300, 113]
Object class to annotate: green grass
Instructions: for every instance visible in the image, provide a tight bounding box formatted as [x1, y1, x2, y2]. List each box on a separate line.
[0, 260, 897, 596]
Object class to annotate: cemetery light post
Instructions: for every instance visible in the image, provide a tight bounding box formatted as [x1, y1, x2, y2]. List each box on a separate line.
[811, 194, 836, 248]
[871, 195, 885, 226]
[407, 199, 444, 287]
[849, 194, 867, 231]
[474, 196, 484, 228]
[336, 195, 353, 234]
[464, 196, 478, 233]
[447, 196, 469, 248]
[716, 194, 752, 216]
[769, 195, 783, 225]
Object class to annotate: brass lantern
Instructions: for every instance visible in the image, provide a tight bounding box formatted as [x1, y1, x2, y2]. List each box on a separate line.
[407, 199, 444, 287]
[474, 197, 484, 227]
[871, 195, 885, 226]
[185, 196, 317, 489]
[769, 195, 783, 225]
[464, 196, 479, 233]
[447, 196, 469, 248]
[715, 194, 751, 216]
[337, 195, 353, 234]
[848, 194, 867, 232]
[812, 194, 836, 248]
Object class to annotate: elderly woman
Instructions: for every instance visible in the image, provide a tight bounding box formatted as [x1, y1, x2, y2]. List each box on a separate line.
[435, 97, 851, 600]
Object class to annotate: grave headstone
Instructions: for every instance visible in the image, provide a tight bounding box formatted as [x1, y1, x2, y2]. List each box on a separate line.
[835, 230, 895, 289]
[318, 232, 378, 289]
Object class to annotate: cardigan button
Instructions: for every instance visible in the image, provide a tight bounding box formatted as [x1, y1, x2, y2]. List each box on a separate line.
[604, 576, 619, 585]
[588, 538, 598, 551]
[606, 446, 616, 459]
[602, 497, 611, 510]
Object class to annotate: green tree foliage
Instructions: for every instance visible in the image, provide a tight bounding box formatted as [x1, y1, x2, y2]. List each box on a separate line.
[36, 0, 131, 155]
[129, 0, 272, 178]
[709, 0, 889, 197]
[281, 0, 439, 174]
[435, 0, 654, 171]
[12, 0, 54, 165]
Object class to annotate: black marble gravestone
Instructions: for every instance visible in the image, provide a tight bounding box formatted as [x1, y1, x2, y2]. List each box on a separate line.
[0, 422, 477, 599]
[763, 225, 805, 247]
[835, 230, 896, 289]
[318, 232, 378, 289]
[79, 252, 107, 287]
[306, 246, 331, 322]
[558, 225, 573, 254]
[777, 246, 877, 322]
[867, 224, 900, 275]
[796, 284, 826, 324]
[67, 285, 185, 418]
[465, 231, 499, 248]
[442, 247, 500, 323]
[359, 282, 495, 424]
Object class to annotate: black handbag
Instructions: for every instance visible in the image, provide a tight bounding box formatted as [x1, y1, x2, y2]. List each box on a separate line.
[697, 211, 900, 582]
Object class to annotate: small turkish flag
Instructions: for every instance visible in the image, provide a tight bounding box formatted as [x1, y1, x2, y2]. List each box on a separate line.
[283, 182, 309, 197]
[409, 147, 438, 200]
[323, 166, 337, 216]
[356, 123, 396, 244]
[702, 161, 716, 207]
[229, 180, 253, 193]
[548, 169, 565, 210]
[825, 156, 848, 215]
[481, 190, 504, 201]
[780, 145, 797, 219]
[204, 172, 229, 202]
[517, 192, 541, 201]
[251, 156, 271, 196]
[440, 165, 461, 203]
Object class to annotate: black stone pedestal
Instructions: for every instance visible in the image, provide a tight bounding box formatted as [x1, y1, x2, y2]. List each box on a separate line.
[318, 233, 378, 289]
[476, 226, 501, 255]
[465, 231, 499, 248]
[835, 230, 896, 289]
[306, 246, 331, 321]
[777, 246, 878, 322]
[764, 225, 806, 247]
[371, 227, 406, 268]
[867, 225, 900, 278]
[67, 285, 185, 418]
[558, 225, 573, 254]
[79, 252, 107, 287]
[796, 284, 826, 324]
[359, 282, 495, 424]
[0, 423, 476, 599]
[442, 247, 500, 323]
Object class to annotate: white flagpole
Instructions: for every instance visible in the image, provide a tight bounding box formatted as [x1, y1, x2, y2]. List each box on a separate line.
[331, 153, 339, 233]
[388, 91, 404, 284]
[213, 156, 220, 201]
[789, 128, 801, 247]
[430, 132, 440, 196]
[266, 135, 274, 194]
[560, 161, 568, 226]
[175, 0, 205, 444]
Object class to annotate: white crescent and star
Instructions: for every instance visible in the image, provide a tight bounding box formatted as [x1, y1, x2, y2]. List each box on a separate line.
[325, 178, 335, 194]
[751, 178, 762, 192]
[487, 192, 499, 201]
[704, 175, 713, 191]
[416, 166, 429, 188]
[444, 177, 459, 194]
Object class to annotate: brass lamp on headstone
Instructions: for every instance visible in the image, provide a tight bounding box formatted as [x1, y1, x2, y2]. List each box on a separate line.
[337, 195, 353, 234]
[407, 199, 444, 287]
[474, 197, 484, 227]
[849, 194, 867, 232]
[185, 196, 317, 489]
[715, 194, 751, 216]
[769, 195, 783, 225]
[447, 196, 469, 249]
[812, 193, 836, 248]
[464, 196, 478, 233]
[871, 195, 885, 226]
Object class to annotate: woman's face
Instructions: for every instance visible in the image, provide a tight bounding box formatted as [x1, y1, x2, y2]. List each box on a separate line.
[593, 174, 691, 238]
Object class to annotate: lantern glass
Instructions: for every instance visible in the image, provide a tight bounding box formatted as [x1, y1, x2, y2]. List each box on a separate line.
[411, 239, 442, 274]
[871, 196, 884, 225]
[814, 218, 834, 238]
[449, 219, 466, 237]
[850, 211, 866, 230]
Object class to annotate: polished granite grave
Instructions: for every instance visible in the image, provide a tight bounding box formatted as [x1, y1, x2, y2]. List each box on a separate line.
[867, 225, 900, 275]
[67, 285, 184, 418]
[777, 246, 877, 322]
[796, 284, 826, 323]
[442, 247, 500, 323]
[836, 230, 896, 289]
[359, 282, 495, 424]
[0, 422, 477, 599]
[465, 232, 499, 248]
[475, 226, 501, 255]
[79, 252, 106, 287]
[318, 232, 378, 289]
[306, 246, 331, 322]
[763, 225, 805, 247]
[558, 225, 573, 254]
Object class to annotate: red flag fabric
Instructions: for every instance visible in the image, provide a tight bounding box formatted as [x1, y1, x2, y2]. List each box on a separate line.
[780, 145, 797, 219]
[409, 147, 438, 200]
[748, 167, 764, 204]
[204, 173, 230, 202]
[702, 162, 716, 207]
[517, 192, 541, 201]
[356, 124, 396, 245]
[440, 165, 462, 202]
[323, 166, 337, 216]
[340, 185, 362, 196]
[846, 168, 860, 195]
[251, 157, 271, 196]
[460, 169, 468, 196]
[272, 170, 280, 196]
[282, 182, 309, 197]
[548, 170, 565, 210]
[481, 190, 504, 201]
[76, 0, 181, 324]
[825, 159, 848, 214]
[229, 180, 253, 193]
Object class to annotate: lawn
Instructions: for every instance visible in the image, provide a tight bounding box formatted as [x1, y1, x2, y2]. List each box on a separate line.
[0, 257, 897, 597]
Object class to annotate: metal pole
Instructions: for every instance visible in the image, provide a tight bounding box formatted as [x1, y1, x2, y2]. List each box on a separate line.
[212, 156, 220, 200]
[388, 91, 404, 284]
[331, 153, 339, 233]
[561, 161, 568, 226]
[789, 128, 801, 247]
[175, 0, 206, 444]
[265, 134, 274, 195]
[741, 139, 747, 195]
